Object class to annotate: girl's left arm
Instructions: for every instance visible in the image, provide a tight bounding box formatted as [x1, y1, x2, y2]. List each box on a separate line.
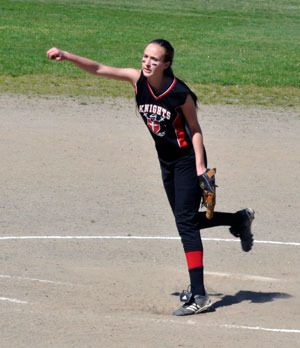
[181, 95, 207, 176]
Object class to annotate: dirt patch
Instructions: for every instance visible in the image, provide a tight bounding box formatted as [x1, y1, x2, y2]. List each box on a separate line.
[0, 95, 299, 347]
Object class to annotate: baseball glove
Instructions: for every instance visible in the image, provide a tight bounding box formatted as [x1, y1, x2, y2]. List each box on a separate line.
[198, 168, 217, 220]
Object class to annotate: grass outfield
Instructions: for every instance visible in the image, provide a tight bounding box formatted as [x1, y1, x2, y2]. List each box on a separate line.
[0, 0, 299, 106]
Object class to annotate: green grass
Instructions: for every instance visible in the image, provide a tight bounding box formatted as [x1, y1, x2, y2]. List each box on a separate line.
[0, 0, 299, 106]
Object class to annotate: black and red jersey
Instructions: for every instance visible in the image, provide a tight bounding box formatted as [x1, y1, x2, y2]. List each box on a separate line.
[135, 72, 195, 162]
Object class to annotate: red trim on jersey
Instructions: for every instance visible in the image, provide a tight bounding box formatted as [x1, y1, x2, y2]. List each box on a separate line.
[173, 113, 189, 148]
[185, 251, 203, 270]
[146, 78, 177, 101]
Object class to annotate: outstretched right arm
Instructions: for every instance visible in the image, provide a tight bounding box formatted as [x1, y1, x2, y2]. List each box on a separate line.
[46, 47, 140, 86]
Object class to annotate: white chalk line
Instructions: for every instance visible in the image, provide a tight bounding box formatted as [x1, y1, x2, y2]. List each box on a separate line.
[0, 297, 28, 304]
[205, 271, 280, 282]
[0, 274, 72, 286]
[0, 271, 277, 288]
[0, 275, 71, 306]
[0, 235, 299, 247]
[146, 317, 300, 335]
[220, 324, 300, 334]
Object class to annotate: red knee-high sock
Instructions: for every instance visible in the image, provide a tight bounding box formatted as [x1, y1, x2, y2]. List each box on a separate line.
[185, 251, 205, 296]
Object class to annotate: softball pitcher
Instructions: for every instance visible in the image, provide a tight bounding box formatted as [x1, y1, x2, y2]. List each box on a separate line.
[47, 39, 254, 316]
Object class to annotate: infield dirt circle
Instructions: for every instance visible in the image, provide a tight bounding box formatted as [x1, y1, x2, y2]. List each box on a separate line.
[0, 95, 299, 347]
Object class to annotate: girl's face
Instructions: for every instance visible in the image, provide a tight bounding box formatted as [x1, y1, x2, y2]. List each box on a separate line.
[142, 43, 170, 79]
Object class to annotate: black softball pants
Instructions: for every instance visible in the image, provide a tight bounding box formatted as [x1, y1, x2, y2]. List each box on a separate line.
[160, 153, 203, 253]
[159, 152, 237, 296]
[159, 152, 205, 296]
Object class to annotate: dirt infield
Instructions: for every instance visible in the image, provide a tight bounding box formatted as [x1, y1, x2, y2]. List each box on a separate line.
[0, 95, 299, 348]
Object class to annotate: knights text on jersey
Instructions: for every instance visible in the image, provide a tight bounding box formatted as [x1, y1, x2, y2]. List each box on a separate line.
[135, 73, 194, 162]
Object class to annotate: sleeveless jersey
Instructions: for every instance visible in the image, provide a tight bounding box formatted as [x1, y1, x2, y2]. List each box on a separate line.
[135, 72, 194, 162]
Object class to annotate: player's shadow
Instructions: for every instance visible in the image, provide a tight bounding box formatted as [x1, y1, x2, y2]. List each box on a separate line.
[212, 290, 291, 310]
[171, 290, 291, 311]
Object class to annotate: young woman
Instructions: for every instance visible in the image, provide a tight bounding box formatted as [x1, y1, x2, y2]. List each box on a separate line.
[47, 39, 254, 316]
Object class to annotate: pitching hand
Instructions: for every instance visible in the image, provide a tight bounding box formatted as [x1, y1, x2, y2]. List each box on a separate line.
[47, 47, 65, 61]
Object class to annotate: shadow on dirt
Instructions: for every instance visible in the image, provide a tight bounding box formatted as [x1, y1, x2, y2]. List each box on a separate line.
[212, 290, 292, 310]
[171, 290, 291, 311]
